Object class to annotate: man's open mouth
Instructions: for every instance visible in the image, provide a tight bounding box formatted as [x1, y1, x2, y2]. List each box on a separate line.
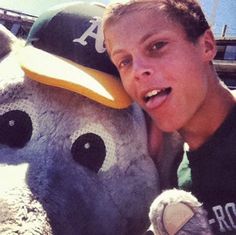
[144, 87, 172, 103]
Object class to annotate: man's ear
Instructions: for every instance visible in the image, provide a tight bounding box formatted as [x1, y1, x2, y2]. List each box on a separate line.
[201, 29, 217, 61]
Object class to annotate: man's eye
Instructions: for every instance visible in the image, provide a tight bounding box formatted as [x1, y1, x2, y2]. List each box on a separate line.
[150, 41, 167, 51]
[118, 58, 131, 69]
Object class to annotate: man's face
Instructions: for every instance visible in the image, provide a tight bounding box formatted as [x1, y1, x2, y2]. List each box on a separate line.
[105, 9, 214, 132]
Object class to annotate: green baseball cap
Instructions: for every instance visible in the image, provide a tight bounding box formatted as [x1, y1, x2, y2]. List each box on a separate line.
[19, 2, 132, 109]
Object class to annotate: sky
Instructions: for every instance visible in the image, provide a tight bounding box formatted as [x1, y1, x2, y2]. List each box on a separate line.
[0, 0, 235, 37]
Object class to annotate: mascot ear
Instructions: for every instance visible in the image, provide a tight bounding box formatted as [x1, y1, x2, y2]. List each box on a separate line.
[0, 25, 17, 58]
[162, 203, 194, 235]
[146, 203, 194, 235]
[148, 189, 212, 235]
[0, 25, 24, 86]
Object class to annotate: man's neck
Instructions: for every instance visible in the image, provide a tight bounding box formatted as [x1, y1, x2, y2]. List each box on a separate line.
[179, 83, 236, 151]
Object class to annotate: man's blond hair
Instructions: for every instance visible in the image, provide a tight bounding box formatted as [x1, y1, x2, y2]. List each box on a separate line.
[103, 0, 210, 43]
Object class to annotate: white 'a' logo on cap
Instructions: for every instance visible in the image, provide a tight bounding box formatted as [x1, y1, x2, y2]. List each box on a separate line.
[73, 16, 106, 53]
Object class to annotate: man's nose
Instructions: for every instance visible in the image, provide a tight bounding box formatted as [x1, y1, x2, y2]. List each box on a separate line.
[133, 58, 154, 80]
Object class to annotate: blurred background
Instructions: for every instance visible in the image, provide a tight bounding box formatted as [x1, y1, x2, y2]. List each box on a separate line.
[0, 0, 235, 37]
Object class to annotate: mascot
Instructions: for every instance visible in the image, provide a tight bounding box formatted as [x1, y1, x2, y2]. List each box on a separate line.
[0, 2, 159, 235]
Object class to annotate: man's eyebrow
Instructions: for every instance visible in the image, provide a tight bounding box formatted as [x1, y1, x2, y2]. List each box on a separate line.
[110, 33, 154, 57]
[110, 31, 162, 58]
[140, 30, 170, 44]
[139, 32, 154, 44]
[111, 49, 125, 58]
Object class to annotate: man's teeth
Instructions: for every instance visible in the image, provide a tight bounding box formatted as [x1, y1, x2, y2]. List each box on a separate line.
[144, 88, 171, 102]
[145, 89, 161, 99]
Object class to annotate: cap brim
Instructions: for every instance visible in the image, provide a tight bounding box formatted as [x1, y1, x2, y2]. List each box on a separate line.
[17, 45, 132, 109]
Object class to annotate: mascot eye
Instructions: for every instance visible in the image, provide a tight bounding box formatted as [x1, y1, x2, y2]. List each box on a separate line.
[71, 133, 106, 173]
[0, 110, 33, 148]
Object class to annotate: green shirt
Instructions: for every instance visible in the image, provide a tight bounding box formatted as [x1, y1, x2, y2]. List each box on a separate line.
[178, 106, 236, 235]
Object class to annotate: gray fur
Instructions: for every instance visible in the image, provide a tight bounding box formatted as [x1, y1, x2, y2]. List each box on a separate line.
[0, 26, 159, 235]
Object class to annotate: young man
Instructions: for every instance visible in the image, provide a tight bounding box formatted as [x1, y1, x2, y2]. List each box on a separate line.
[102, 0, 236, 234]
